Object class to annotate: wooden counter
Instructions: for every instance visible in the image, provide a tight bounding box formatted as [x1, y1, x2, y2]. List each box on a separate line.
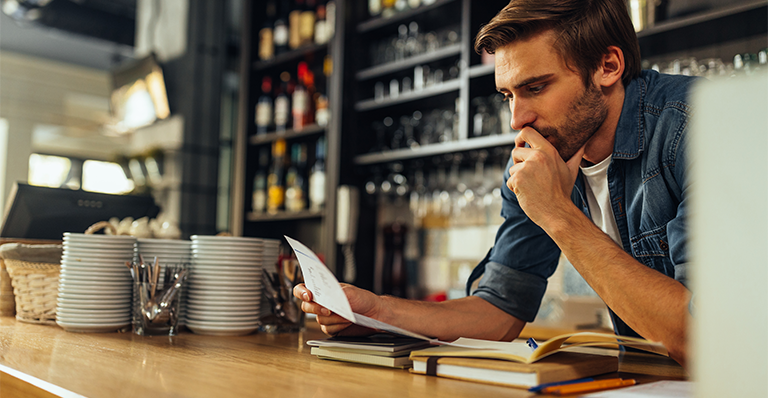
[0, 316, 686, 398]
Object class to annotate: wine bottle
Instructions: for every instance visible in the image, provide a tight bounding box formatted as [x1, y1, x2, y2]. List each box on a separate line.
[309, 137, 326, 211]
[292, 62, 310, 130]
[273, 1, 290, 55]
[258, 1, 276, 60]
[274, 72, 292, 131]
[267, 139, 287, 214]
[252, 148, 269, 213]
[289, 0, 303, 50]
[369, 0, 382, 17]
[255, 76, 273, 135]
[314, 1, 328, 45]
[300, 0, 316, 47]
[285, 143, 308, 212]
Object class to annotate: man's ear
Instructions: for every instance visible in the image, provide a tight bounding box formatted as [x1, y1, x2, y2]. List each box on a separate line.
[596, 46, 624, 88]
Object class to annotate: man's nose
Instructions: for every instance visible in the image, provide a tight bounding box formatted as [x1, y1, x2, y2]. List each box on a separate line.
[509, 98, 535, 131]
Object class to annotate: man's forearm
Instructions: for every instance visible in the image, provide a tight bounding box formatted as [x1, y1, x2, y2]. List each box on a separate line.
[377, 295, 526, 342]
[545, 205, 690, 365]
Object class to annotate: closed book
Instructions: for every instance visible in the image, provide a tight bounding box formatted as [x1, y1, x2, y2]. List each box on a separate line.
[311, 347, 413, 368]
[410, 351, 618, 388]
[307, 334, 431, 353]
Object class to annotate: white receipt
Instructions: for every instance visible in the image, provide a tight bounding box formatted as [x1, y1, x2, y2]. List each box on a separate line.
[285, 236, 442, 343]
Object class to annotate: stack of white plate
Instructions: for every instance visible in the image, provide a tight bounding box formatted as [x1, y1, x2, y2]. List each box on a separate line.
[261, 239, 281, 273]
[56, 233, 136, 333]
[187, 235, 263, 336]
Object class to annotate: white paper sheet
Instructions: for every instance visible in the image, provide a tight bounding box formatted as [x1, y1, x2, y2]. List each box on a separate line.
[285, 236, 441, 343]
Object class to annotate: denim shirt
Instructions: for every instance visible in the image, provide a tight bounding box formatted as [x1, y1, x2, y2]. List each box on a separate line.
[467, 70, 696, 338]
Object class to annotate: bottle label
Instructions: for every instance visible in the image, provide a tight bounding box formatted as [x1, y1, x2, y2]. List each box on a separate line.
[309, 172, 326, 210]
[256, 102, 273, 128]
[252, 191, 267, 213]
[259, 28, 274, 60]
[315, 20, 328, 45]
[274, 96, 289, 127]
[300, 11, 316, 44]
[274, 25, 289, 47]
[268, 185, 285, 212]
[289, 11, 302, 49]
[285, 186, 306, 212]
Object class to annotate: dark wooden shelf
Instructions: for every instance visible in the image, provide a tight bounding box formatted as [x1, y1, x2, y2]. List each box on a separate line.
[253, 43, 329, 71]
[637, 0, 767, 38]
[246, 210, 324, 222]
[356, 44, 462, 81]
[354, 79, 460, 112]
[469, 63, 495, 78]
[357, 0, 457, 33]
[353, 133, 518, 165]
[249, 124, 326, 145]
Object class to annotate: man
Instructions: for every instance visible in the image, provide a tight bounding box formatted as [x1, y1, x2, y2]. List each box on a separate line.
[295, 0, 694, 368]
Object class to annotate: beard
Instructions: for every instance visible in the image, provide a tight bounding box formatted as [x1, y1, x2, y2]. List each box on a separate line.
[535, 82, 609, 161]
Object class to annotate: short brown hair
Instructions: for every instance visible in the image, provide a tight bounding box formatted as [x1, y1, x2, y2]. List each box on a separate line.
[475, 0, 641, 87]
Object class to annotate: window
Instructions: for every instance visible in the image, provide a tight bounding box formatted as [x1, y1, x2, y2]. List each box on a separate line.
[28, 154, 72, 188]
[82, 160, 134, 194]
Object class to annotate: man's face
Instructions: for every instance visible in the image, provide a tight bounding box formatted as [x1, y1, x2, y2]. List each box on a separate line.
[494, 31, 609, 161]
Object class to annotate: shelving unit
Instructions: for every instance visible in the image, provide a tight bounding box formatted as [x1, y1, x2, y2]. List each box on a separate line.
[233, 0, 347, 273]
[233, 0, 767, 289]
[354, 79, 461, 111]
[249, 124, 326, 145]
[353, 133, 517, 165]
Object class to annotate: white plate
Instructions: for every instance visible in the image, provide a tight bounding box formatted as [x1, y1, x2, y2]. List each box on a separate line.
[58, 279, 132, 288]
[191, 235, 264, 243]
[191, 264, 262, 272]
[187, 289, 261, 298]
[186, 297, 260, 307]
[186, 324, 258, 336]
[185, 318, 260, 327]
[185, 313, 260, 322]
[137, 238, 191, 245]
[186, 308, 259, 316]
[56, 307, 130, 315]
[187, 276, 261, 284]
[187, 285, 261, 293]
[188, 269, 262, 277]
[64, 232, 137, 241]
[192, 252, 262, 263]
[59, 284, 132, 294]
[57, 313, 131, 322]
[59, 271, 131, 280]
[57, 291, 130, 300]
[185, 303, 260, 312]
[187, 300, 260, 313]
[55, 319, 130, 333]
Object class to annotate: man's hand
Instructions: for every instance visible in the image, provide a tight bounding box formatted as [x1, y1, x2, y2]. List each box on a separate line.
[507, 127, 585, 227]
[293, 283, 381, 337]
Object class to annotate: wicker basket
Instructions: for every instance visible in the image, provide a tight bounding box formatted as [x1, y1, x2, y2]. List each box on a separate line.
[4, 259, 60, 325]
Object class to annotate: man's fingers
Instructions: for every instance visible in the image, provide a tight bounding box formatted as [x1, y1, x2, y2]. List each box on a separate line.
[293, 283, 313, 302]
[301, 300, 332, 316]
[511, 146, 534, 164]
[515, 126, 550, 149]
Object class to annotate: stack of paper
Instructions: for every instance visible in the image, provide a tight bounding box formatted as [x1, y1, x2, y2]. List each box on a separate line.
[308, 335, 431, 368]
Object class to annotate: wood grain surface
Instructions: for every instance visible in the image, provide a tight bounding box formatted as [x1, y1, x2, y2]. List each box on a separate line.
[0, 316, 686, 398]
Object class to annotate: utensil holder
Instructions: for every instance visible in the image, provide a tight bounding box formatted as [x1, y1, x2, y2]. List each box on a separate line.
[133, 281, 183, 336]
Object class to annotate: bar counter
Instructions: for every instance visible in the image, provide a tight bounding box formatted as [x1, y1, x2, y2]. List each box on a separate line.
[0, 316, 687, 398]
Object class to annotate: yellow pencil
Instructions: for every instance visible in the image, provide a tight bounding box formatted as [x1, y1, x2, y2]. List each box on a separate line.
[542, 378, 636, 395]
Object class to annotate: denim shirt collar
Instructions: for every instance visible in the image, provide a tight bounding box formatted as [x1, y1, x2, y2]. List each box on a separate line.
[613, 75, 645, 160]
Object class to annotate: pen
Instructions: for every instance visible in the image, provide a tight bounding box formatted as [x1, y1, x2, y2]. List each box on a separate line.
[542, 378, 636, 395]
[528, 377, 594, 393]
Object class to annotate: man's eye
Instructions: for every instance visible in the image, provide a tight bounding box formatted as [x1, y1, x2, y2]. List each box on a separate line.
[502, 94, 513, 102]
[529, 84, 545, 94]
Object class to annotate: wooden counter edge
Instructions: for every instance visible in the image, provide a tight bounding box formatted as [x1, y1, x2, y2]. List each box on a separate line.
[0, 363, 83, 398]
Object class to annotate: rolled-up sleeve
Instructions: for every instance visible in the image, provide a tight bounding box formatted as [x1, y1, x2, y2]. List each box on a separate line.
[473, 261, 548, 322]
[468, 155, 562, 322]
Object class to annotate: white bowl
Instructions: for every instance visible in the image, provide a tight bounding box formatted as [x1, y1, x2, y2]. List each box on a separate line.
[185, 323, 258, 336]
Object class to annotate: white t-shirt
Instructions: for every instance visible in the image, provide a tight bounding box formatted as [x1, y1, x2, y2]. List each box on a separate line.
[580, 155, 623, 247]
